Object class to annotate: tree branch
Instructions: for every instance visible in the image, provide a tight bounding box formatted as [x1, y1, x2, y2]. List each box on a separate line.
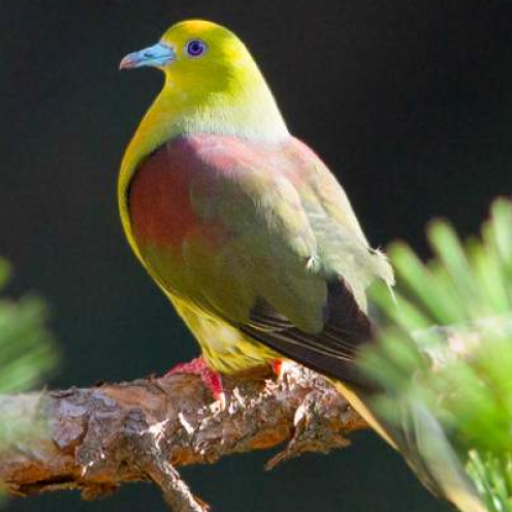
[0, 364, 366, 511]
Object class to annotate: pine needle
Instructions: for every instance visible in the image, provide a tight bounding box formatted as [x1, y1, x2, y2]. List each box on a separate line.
[360, 197, 512, 511]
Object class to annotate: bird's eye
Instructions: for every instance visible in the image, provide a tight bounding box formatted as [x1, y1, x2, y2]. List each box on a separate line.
[186, 40, 207, 57]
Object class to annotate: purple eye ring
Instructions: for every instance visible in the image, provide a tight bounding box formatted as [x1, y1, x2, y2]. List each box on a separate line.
[186, 39, 207, 57]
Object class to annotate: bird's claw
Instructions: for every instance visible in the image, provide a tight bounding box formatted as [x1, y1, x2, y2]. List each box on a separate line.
[167, 357, 226, 409]
[271, 358, 285, 380]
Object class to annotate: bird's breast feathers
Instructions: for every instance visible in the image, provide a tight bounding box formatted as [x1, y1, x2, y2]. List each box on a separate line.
[128, 133, 308, 251]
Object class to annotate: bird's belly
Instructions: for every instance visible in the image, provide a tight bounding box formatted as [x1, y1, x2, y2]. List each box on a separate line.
[171, 296, 279, 374]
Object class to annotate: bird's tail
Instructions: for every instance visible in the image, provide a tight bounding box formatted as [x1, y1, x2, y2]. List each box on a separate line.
[337, 381, 487, 512]
[242, 278, 486, 510]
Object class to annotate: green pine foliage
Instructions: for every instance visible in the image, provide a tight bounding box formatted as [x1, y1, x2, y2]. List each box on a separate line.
[0, 260, 59, 394]
[360, 198, 512, 511]
[0, 258, 60, 502]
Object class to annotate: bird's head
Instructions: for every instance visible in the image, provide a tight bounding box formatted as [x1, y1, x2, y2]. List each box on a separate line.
[120, 20, 262, 95]
[118, 19, 288, 177]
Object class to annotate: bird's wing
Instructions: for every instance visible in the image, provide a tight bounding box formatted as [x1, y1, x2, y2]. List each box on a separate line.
[183, 136, 388, 385]
[241, 281, 375, 384]
[292, 139, 394, 308]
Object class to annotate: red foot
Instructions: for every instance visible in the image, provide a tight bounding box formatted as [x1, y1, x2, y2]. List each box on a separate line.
[271, 359, 284, 379]
[167, 357, 225, 406]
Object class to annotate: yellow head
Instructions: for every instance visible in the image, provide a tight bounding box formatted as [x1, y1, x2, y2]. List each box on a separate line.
[120, 20, 288, 143]
[122, 20, 259, 96]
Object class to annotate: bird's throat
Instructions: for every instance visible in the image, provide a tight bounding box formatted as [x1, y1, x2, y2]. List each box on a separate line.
[122, 72, 288, 183]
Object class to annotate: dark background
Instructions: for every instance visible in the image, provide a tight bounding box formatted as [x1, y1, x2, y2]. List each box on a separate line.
[2, 1, 511, 511]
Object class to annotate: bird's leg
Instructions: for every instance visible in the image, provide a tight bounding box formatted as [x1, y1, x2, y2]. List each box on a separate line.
[271, 358, 285, 380]
[263, 359, 287, 393]
[167, 357, 226, 409]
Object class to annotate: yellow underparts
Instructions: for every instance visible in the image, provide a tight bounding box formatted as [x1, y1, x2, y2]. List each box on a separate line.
[170, 295, 279, 373]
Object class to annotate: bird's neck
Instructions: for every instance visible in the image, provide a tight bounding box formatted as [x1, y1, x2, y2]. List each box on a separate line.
[120, 71, 288, 187]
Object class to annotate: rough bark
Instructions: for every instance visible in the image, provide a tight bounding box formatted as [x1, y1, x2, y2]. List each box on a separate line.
[0, 363, 366, 512]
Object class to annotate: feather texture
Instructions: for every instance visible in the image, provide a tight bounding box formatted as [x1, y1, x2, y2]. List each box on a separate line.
[126, 134, 391, 376]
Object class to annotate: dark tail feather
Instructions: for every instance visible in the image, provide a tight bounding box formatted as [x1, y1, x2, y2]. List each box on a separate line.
[241, 279, 377, 388]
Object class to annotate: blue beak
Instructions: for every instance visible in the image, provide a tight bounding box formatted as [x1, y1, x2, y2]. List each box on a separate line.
[119, 42, 175, 70]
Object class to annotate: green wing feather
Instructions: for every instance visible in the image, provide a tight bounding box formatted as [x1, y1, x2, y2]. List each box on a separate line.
[181, 136, 392, 378]
[188, 158, 327, 333]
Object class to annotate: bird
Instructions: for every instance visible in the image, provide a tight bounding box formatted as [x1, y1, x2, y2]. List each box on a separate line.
[118, 20, 485, 512]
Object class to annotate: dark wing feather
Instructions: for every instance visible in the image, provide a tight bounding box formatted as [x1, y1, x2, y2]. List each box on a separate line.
[240, 279, 376, 388]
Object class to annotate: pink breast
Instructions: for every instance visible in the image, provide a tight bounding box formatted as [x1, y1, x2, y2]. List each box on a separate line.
[127, 134, 316, 249]
[129, 145, 198, 247]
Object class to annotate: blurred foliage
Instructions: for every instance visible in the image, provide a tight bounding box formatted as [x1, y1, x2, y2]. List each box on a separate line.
[0, 261, 59, 394]
[0, 258, 60, 503]
[361, 198, 512, 511]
